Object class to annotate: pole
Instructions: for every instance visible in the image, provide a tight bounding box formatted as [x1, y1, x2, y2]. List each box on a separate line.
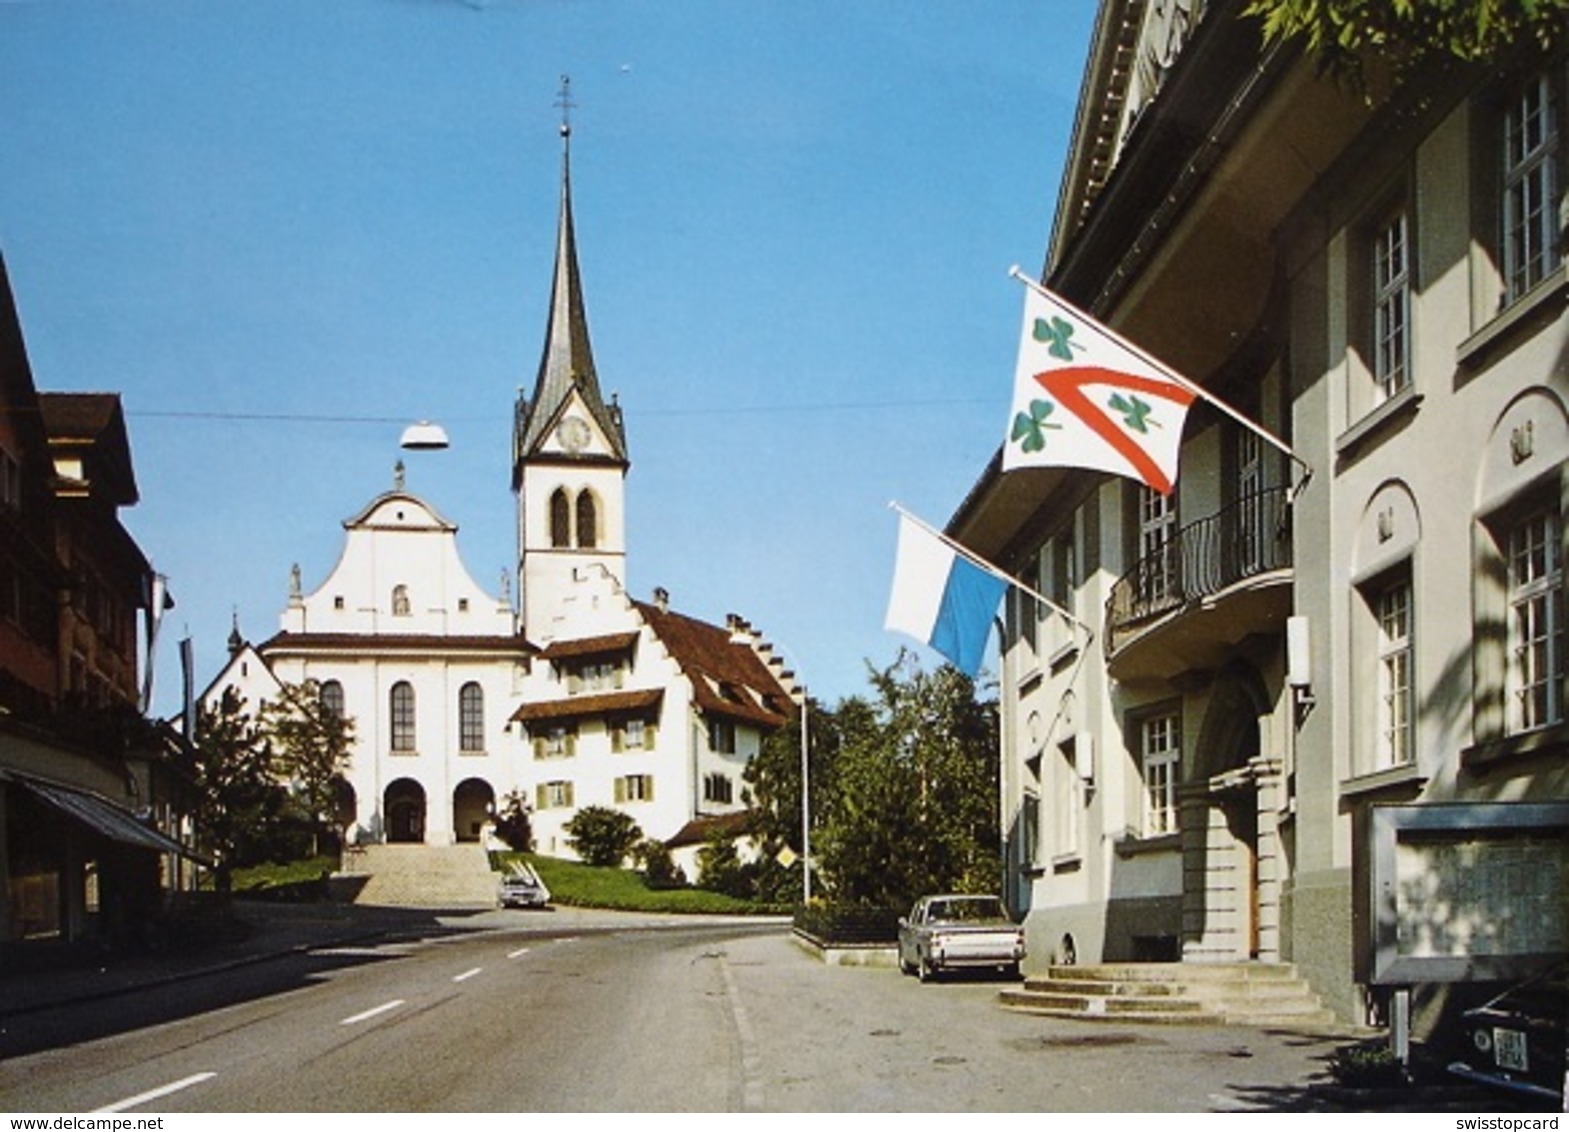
[800, 694, 811, 905]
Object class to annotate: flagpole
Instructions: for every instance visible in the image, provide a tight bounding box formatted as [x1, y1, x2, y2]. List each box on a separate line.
[888, 501, 1096, 645]
[1008, 266, 1313, 491]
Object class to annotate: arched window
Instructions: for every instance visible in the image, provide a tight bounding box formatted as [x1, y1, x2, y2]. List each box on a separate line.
[390, 681, 416, 752]
[319, 679, 345, 719]
[459, 682, 485, 753]
[392, 584, 411, 616]
[576, 490, 598, 549]
[550, 488, 571, 548]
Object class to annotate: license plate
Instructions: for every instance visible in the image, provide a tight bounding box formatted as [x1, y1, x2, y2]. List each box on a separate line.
[1493, 1028, 1528, 1072]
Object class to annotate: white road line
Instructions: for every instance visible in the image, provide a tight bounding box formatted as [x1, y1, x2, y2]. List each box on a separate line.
[453, 967, 483, 982]
[340, 998, 405, 1025]
[507, 946, 531, 958]
[95, 1072, 216, 1113]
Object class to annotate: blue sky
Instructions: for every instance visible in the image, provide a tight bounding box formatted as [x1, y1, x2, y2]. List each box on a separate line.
[0, 0, 1096, 713]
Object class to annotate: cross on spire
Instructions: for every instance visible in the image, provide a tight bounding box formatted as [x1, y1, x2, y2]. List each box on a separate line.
[555, 74, 575, 139]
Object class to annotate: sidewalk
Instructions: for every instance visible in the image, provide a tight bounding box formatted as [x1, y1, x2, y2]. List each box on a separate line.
[0, 899, 790, 1019]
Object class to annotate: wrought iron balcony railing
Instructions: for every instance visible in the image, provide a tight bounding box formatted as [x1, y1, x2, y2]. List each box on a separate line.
[1105, 486, 1294, 654]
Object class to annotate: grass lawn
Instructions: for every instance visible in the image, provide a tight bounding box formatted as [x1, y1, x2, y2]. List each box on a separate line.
[499, 852, 787, 915]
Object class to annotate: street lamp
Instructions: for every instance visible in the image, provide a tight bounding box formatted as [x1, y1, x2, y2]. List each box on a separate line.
[796, 687, 812, 905]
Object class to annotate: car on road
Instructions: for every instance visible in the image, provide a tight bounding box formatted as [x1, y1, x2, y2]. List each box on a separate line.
[897, 894, 1025, 983]
[1446, 961, 1565, 1107]
[498, 862, 551, 909]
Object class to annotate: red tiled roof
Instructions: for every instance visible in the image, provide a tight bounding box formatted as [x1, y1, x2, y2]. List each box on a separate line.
[665, 809, 756, 849]
[537, 631, 640, 660]
[509, 687, 663, 724]
[633, 600, 792, 729]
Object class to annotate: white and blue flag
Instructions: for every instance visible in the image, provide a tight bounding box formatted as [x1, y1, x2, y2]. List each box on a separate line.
[884, 512, 1008, 678]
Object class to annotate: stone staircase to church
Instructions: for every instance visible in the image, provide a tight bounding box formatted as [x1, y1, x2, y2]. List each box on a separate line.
[332, 843, 499, 909]
[999, 962, 1337, 1028]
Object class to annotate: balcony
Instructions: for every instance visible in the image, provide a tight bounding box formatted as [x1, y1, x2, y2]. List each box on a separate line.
[1105, 487, 1294, 683]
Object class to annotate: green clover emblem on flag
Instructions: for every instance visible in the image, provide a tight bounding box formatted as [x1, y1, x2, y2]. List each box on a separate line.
[1033, 315, 1083, 362]
[1107, 392, 1159, 433]
[1011, 399, 1062, 453]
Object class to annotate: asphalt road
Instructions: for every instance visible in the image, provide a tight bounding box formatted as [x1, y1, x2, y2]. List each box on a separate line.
[1, 918, 1371, 1112]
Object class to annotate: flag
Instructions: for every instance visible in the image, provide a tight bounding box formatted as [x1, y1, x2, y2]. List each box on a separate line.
[1003, 282, 1196, 494]
[884, 513, 1008, 678]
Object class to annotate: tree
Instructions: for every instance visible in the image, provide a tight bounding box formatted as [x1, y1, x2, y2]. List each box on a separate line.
[261, 679, 355, 856]
[810, 653, 1001, 909]
[492, 790, 535, 852]
[1245, 0, 1569, 80]
[179, 687, 283, 896]
[563, 805, 643, 867]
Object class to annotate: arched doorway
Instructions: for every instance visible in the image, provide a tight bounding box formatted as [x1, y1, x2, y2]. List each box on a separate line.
[453, 779, 495, 844]
[1181, 662, 1283, 963]
[384, 778, 426, 844]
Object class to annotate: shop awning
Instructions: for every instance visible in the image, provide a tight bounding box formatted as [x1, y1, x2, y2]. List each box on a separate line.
[12, 774, 196, 858]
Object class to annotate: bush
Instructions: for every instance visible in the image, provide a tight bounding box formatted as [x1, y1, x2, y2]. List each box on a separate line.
[492, 790, 534, 852]
[563, 805, 643, 867]
[633, 838, 687, 890]
[696, 836, 752, 899]
[1329, 1042, 1408, 1089]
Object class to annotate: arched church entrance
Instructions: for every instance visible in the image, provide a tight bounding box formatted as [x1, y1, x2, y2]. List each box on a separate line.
[1180, 662, 1284, 963]
[385, 778, 427, 844]
[453, 779, 495, 844]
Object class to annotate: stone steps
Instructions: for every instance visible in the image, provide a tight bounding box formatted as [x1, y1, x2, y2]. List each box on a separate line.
[1000, 962, 1338, 1028]
[332, 843, 498, 909]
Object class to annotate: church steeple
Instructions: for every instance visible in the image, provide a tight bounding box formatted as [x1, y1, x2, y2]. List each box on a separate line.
[512, 77, 628, 491]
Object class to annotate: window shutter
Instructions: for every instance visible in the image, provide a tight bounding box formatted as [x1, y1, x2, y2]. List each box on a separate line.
[567, 730, 577, 757]
[533, 736, 544, 760]
[565, 782, 575, 807]
[568, 670, 582, 694]
[646, 721, 657, 748]
[614, 664, 625, 689]
[611, 725, 624, 753]
[614, 778, 625, 803]
[535, 784, 546, 810]
[645, 776, 654, 802]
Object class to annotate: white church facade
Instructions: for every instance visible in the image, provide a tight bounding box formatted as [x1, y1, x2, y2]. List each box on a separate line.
[202, 117, 795, 860]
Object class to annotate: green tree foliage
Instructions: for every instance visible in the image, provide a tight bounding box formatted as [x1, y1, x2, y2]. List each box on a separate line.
[261, 679, 355, 855]
[179, 687, 284, 895]
[632, 837, 686, 889]
[1245, 0, 1568, 79]
[563, 804, 643, 867]
[810, 653, 1001, 909]
[695, 835, 750, 898]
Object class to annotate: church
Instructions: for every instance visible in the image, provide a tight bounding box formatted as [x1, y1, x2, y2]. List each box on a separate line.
[204, 114, 798, 864]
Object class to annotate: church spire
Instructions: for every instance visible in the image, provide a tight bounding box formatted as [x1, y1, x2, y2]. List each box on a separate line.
[512, 76, 628, 488]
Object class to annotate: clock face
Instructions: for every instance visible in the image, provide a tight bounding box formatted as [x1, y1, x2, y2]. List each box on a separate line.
[557, 415, 591, 454]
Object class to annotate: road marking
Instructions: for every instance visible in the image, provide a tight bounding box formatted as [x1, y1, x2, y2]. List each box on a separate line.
[340, 999, 405, 1025]
[507, 946, 531, 958]
[453, 967, 483, 982]
[95, 1072, 216, 1113]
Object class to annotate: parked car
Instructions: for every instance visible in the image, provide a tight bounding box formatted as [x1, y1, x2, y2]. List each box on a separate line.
[498, 862, 551, 909]
[1447, 961, 1566, 1107]
[897, 894, 1025, 983]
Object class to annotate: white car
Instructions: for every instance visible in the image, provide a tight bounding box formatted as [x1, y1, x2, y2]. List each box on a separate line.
[498, 862, 551, 909]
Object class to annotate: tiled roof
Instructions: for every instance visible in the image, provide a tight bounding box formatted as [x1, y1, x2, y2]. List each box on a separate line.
[510, 687, 663, 724]
[633, 600, 793, 729]
[538, 631, 640, 661]
[665, 809, 756, 849]
[261, 632, 533, 655]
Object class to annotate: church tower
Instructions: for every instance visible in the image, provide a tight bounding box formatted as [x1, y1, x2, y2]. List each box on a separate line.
[512, 80, 630, 635]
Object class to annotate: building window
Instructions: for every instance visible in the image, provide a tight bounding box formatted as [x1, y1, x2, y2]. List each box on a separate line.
[1141, 710, 1180, 837]
[533, 723, 577, 759]
[333, 595, 345, 610]
[1508, 505, 1564, 732]
[1503, 70, 1561, 303]
[1053, 737, 1082, 862]
[612, 716, 655, 752]
[565, 658, 624, 694]
[391, 585, 411, 616]
[0, 447, 20, 512]
[459, 682, 485, 753]
[1375, 573, 1415, 766]
[1372, 207, 1412, 404]
[615, 774, 654, 803]
[537, 780, 574, 809]
[550, 487, 571, 548]
[1137, 485, 1180, 604]
[319, 680, 345, 720]
[390, 681, 416, 753]
[703, 772, 733, 805]
[708, 718, 736, 754]
[576, 490, 598, 550]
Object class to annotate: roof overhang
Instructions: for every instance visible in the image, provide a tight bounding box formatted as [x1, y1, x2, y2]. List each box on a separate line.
[510, 687, 664, 725]
[6, 770, 205, 861]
